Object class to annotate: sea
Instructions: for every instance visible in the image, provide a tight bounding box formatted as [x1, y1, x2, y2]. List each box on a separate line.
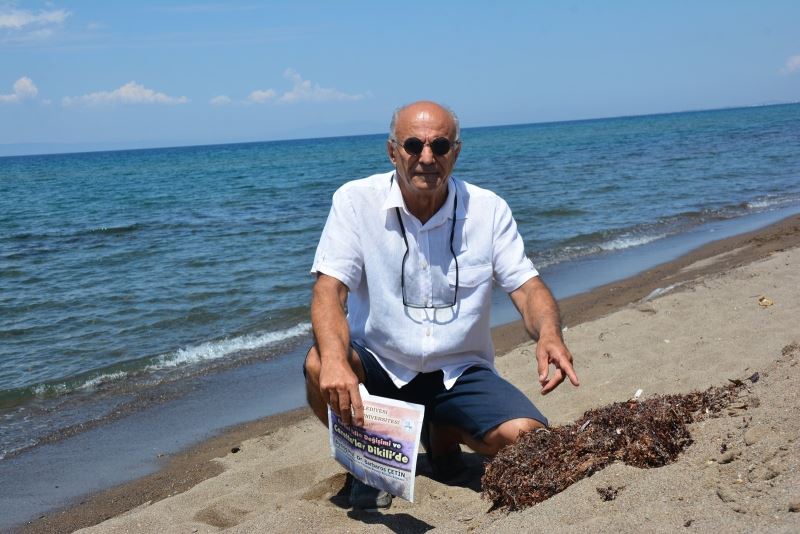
[1, 104, 799, 504]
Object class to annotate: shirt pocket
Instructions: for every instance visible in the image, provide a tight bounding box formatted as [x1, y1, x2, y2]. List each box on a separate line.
[448, 263, 493, 289]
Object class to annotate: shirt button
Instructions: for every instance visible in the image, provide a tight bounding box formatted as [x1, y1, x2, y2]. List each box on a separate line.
[426, 327, 432, 336]
[420, 261, 428, 269]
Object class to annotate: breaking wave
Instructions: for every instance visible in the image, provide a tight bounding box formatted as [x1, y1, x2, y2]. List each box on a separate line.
[148, 322, 312, 370]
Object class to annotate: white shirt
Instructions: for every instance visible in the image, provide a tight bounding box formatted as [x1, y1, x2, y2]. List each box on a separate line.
[311, 171, 538, 389]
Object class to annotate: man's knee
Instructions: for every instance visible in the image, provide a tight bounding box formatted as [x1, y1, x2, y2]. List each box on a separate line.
[303, 346, 329, 424]
[482, 418, 544, 456]
[304, 346, 321, 384]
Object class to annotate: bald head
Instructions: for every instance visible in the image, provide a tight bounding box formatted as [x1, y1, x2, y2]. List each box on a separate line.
[385, 100, 462, 222]
[389, 101, 460, 143]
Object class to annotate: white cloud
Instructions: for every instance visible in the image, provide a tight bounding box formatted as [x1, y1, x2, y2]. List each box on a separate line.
[278, 68, 364, 103]
[210, 94, 231, 105]
[781, 55, 800, 74]
[14, 76, 38, 97]
[247, 89, 276, 103]
[0, 76, 38, 103]
[0, 7, 69, 29]
[62, 82, 189, 106]
[239, 69, 366, 106]
[0, 7, 68, 44]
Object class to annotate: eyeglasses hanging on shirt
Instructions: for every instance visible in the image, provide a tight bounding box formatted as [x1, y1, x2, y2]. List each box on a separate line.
[394, 185, 459, 309]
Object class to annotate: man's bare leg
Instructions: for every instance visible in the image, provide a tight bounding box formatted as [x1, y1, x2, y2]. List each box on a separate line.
[431, 418, 544, 457]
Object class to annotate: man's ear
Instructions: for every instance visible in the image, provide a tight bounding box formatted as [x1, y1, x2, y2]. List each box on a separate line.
[386, 140, 397, 166]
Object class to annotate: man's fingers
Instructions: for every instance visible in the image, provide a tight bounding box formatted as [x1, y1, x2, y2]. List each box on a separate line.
[537, 340, 580, 392]
[337, 389, 352, 426]
[350, 388, 364, 427]
[553, 349, 580, 387]
[318, 362, 363, 425]
[326, 383, 364, 427]
[563, 360, 580, 386]
[541, 368, 565, 395]
[536, 351, 549, 384]
[327, 390, 340, 417]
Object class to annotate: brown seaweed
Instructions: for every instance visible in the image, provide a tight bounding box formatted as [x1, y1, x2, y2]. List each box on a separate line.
[482, 383, 742, 510]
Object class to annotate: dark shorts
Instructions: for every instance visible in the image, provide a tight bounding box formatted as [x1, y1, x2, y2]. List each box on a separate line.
[350, 342, 547, 440]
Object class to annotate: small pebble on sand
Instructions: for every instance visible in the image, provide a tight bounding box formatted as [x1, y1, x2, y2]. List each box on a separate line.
[744, 426, 767, 446]
[718, 450, 740, 464]
[716, 486, 737, 503]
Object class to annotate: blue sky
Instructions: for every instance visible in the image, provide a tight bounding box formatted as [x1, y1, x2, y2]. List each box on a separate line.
[1, 1, 798, 154]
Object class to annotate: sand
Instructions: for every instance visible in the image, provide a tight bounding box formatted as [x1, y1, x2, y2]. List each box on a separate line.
[23, 216, 800, 533]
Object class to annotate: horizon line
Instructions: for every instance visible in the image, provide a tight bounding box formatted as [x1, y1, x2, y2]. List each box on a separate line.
[2, 100, 797, 160]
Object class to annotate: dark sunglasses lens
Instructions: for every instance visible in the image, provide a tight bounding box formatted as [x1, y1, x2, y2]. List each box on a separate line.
[430, 137, 451, 156]
[402, 138, 424, 155]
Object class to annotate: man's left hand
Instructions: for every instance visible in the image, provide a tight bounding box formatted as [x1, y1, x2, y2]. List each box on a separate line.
[536, 334, 579, 395]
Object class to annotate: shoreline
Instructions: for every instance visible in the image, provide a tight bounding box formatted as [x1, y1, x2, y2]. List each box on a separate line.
[16, 213, 800, 533]
[495, 213, 800, 354]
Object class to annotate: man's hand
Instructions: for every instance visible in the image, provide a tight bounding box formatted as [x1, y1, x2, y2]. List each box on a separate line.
[310, 273, 365, 427]
[536, 333, 579, 395]
[319, 357, 364, 427]
[510, 276, 580, 395]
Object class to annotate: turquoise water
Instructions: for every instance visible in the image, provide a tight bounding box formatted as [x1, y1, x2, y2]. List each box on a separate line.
[1, 103, 799, 457]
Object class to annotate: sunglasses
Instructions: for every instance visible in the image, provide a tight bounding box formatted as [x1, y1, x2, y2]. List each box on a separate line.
[396, 137, 459, 157]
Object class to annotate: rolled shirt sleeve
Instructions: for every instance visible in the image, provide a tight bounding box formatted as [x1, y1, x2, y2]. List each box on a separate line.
[311, 186, 364, 291]
[491, 196, 538, 293]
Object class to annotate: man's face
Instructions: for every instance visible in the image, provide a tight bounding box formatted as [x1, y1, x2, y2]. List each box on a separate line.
[387, 104, 461, 201]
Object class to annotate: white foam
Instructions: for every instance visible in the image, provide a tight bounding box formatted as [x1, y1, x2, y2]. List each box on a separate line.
[598, 233, 666, 252]
[148, 322, 312, 370]
[746, 199, 775, 209]
[30, 371, 129, 398]
[78, 371, 128, 390]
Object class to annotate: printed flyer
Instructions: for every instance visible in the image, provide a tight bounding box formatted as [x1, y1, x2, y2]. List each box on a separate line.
[328, 384, 425, 502]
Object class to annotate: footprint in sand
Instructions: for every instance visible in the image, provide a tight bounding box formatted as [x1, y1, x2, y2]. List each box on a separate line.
[301, 472, 349, 501]
[266, 460, 331, 493]
[194, 503, 251, 528]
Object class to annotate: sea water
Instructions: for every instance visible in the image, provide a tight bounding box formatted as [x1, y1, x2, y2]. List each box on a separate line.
[1, 103, 799, 458]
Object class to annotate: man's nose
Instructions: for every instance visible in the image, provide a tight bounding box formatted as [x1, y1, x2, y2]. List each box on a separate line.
[419, 144, 435, 165]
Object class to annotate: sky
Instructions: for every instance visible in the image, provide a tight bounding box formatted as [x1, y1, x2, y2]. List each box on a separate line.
[1, 1, 799, 155]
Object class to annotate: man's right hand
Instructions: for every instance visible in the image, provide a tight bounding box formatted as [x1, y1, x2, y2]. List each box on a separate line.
[310, 273, 364, 426]
[319, 357, 364, 427]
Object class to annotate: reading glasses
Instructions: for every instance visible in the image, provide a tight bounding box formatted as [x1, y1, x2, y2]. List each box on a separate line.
[394, 187, 459, 309]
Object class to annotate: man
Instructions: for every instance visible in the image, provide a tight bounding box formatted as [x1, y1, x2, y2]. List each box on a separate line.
[305, 101, 579, 509]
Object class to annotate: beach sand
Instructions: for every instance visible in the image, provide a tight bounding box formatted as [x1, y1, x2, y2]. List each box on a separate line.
[24, 216, 800, 533]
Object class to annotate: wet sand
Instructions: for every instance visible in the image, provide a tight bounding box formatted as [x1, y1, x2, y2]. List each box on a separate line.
[21, 214, 800, 533]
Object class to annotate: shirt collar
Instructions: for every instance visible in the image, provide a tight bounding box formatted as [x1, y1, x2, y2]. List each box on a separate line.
[381, 172, 406, 211]
[382, 173, 466, 225]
